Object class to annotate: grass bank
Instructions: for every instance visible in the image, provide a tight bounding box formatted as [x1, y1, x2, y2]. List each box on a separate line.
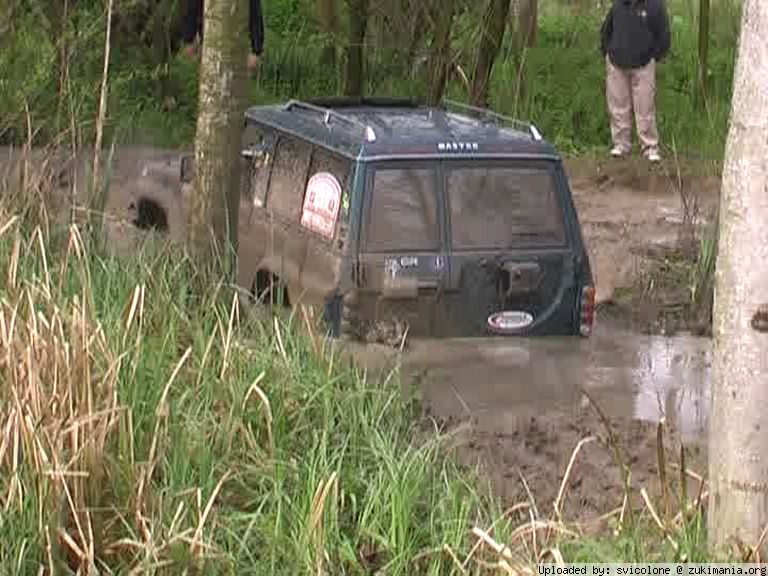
[1, 0, 738, 158]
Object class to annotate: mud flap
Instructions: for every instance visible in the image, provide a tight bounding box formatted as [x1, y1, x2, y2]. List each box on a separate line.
[323, 291, 343, 338]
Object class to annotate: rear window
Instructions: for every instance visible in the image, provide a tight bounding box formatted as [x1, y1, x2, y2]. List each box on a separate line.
[446, 165, 566, 250]
[268, 136, 311, 220]
[366, 167, 440, 253]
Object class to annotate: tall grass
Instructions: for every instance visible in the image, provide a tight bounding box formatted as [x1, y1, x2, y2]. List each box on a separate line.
[0, 152, 503, 573]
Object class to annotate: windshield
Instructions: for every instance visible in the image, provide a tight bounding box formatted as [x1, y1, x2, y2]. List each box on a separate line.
[446, 163, 566, 250]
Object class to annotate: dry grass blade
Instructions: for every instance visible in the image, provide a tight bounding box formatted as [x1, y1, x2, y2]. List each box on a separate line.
[745, 522, 768, 562]
[656, 421, 671, 521]
[517, 471, 540, 521]
[273, 316, 288, 364]
[0, 215, 19, 238]
[640, 487, 679, 551]
[243, 372, 273, 457]
[220, 292, 239, 379]
[190, 470, 233, 559]
[553, 436, 596, 521]
[581, 387, 635, 531]
[301, 304, 321, 359]
[91, 0, 114, 198]
[471, 527, 514, 561]
[539, 547, 566, 566]
[679, 444, 688, 514]
[309, 472, 338, 576]
[443, 544, 468, 575]
[121, 284, 144, 347]
[510, 520, 579, 543]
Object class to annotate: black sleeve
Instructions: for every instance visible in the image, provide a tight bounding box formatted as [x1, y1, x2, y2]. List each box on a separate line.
[650, 0, 671, 61]
[249, 0, 265, 55]
[182, 0, 202, 44]
[600, 7, 613, 56]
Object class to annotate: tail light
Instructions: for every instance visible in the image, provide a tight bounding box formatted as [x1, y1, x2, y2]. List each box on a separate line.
[579, 285, 596, 336]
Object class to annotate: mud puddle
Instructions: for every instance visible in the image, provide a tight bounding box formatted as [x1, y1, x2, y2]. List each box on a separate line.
[348, 318, 711, 522]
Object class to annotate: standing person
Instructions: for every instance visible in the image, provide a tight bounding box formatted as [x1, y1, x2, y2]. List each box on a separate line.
[182, 0, 265, 73]
[600, 0, 670, 163]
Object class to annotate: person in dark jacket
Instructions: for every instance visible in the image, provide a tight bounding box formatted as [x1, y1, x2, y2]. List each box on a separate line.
[182, 0, 265, 73]
[600, 0, 670, 162]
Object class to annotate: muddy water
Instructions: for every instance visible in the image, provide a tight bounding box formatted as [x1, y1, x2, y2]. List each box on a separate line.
[354, 318, 710, 444]
[348, 319, 711, 518]
[418, 319, 709, 443]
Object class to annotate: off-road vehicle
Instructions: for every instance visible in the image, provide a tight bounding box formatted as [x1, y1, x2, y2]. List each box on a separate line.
[174, 97, 595, 339]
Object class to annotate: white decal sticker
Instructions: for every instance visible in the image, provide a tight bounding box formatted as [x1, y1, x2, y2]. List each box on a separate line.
[301, 172, 342, 239]
[385, 258, 401, 278]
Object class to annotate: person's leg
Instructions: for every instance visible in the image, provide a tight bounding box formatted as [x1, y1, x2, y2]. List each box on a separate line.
[181, 0, 202, 56]
[606, 56, 633, 156]
[631, 59, 661, 162]
[248, 0, 264, 73]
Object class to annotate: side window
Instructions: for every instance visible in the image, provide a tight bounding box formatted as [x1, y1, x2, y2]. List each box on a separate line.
[365, 167, 439, 253]
[267, 136, 312, 220]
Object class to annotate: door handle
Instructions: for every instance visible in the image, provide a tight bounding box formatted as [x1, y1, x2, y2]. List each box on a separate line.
[417, 279, 440, 293]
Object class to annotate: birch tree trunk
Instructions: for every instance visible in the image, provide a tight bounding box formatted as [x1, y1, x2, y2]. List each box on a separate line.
[708, 0, 768, 554]
[187, 0, 248, 272]
[470, 0, 510, 108]
[425, 0, 455, 106]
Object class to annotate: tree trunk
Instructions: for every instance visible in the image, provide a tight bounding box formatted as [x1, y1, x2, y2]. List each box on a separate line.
[317, 0, 339, 68]
[708, 0, 768, 554]
[345, 0, 369, 97]
[150, 0, 176, 101]
[697, 0, 710, 105]
[187, 0, 248, 272]
[470, 0, 511, 107]
[425, 0, 455, 106]
[516, 0, 537, 50]
[405, 1, 427, 77]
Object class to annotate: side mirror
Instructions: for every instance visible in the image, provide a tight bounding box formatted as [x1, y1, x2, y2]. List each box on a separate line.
[180, 154, 195, 183]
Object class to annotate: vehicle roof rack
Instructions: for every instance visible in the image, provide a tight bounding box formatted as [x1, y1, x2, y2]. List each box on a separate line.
[442, 99, 542, 141]
[307, 96, 419, 109]
[283, 99, 377, 142]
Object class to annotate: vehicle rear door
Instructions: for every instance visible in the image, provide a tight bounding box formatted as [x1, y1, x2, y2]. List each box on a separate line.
[441, 159, 577, 336]
[356, 161, 448, 337]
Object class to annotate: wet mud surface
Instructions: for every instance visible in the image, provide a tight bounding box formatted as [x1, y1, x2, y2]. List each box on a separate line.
[351, 317, 710, 523]
[2, 145, 718, 521]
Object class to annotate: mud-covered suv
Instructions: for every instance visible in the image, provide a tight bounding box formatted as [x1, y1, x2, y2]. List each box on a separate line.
[183, 97, 595, 339]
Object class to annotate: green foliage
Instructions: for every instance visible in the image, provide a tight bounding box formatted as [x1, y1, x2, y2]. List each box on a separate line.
[0, 0, 738, 158]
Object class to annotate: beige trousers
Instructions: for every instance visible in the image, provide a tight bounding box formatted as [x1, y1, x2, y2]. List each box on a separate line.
[606, 56, 659, 154]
